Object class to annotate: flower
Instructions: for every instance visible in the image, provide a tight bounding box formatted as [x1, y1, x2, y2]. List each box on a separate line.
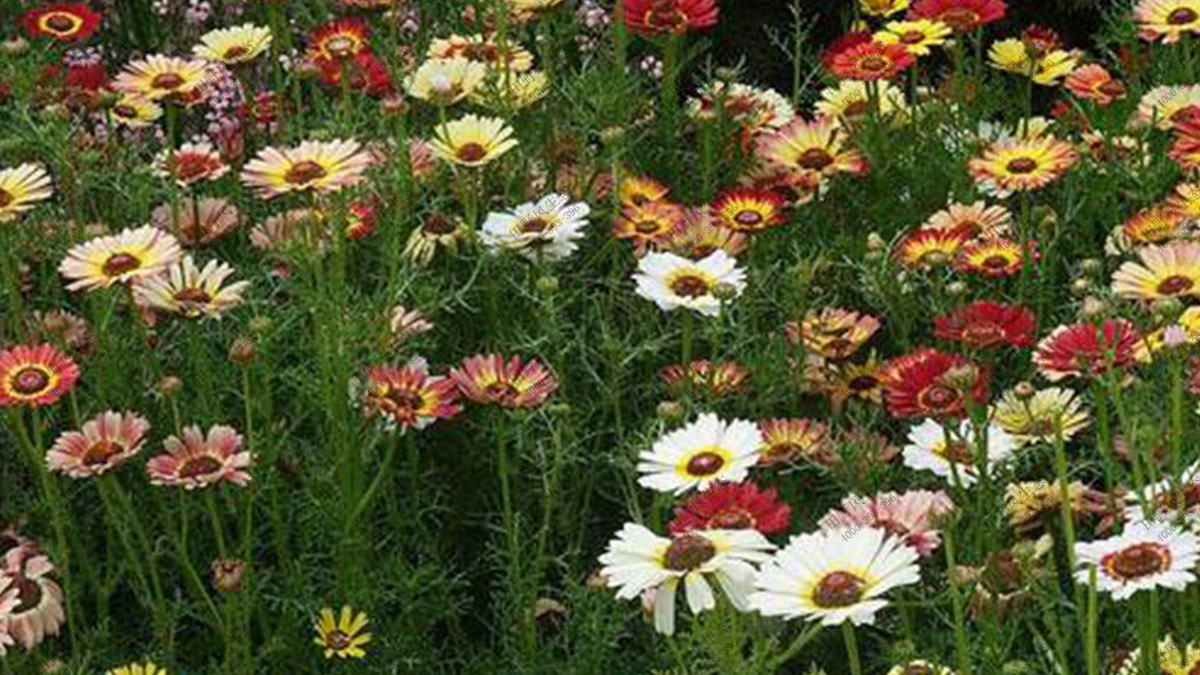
[1114, 635, 1200, 675]
[314, 606, 372, 659]
[1112, 241, 1200, 301]
[599, 523, 773, 635]
[751, 526, 920, 626]
[818, 490, 955, 557]
[1135, 0, 1200, 43]
[687, 82, 795, 134]
[862, 0, 910, 17]
[956, 237, 1029, 277]
[621, 0, 720, 35]
[106, 662, 167, 675]
[988, 39, 1079, 86]
[193, 23, 272, 64]
[895, 228, 971, 269]
[709, 188, 787, 233]
[757, 418, 831, 465]
[406, 57, 488, 106]
[967, 136, 1079, 196]
[1064, 64, 1125, 106]
[430, 114, 518, 167]
[659, 360, 749, 397]
[314, 51, 393, 96]
[638, 413, 761, 494]
[613, 201, 685, 253]
[669, 482, 791, 535]
[1004, 479, 1090, 532]
[307, 18, 371, 61]
[450, 354, 557, 408]
[0, 344, 80, 408]
[755, 116, 868, 189]
[825, 358, 887, 411]
[133, 256, 250, 319]
[60, 226, 182, 292]
[240, 139, 372, 199]
[0, 584, 16, 655]
[633, 250, 746, 316]
[110, 96, 163, 127]
[152, 197, 242, 246]
[1123, 459, 1200, 525]
[360, 361, 460, 430]
[112, 55, 211, 102]
[875, 20, 952, 56]
[827, 41, 915, 81]
[880, 348, 988, 418]
[902, 418, 1016, 487]
[991, 387, 1089, 446]
[933, 301, 1036, 349]
[1074, 521, 1198, 600]
[428, 34, 534, 73]
[1133, 85, 1200, 130]
[0, 163, 53, 223]
[923, 201, 1012, 239]
[403, 212, 469, 265]
[46, 411, 149, 478]
[887, 662, 955, 675]
[1, 549, 65, 650]
[481, 193, 591, 261]
[1033, 319, 1146, 381]
[153, 141, 228, 188]
[23, 4, 101, 41]
[908, 0, 1006, 32]
[1171, 119, 1200, 173]
[1109, 206, 1192, 255]
[146, 425, 252, 489]
[388, 305, 434, 346]
[618, 176, 670, 207]
[787, 308, 881, 360]
[815, 80, 908, 123]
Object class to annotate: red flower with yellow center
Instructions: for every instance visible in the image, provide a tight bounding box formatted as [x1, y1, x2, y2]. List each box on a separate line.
[880, 348, 988, 418]
[908, 0, 1006, 32]
[757, 418, 832, 466]
[668, 481, 791, 535]
[1033, 319, 1146, 382]
[1170, 119, 1200, 173]
[1064, 64, 1126, 106]
[894, 228, 971, 269]
[933, 301, 1036, 349]
[613, 200, 685, 253]
[622, 0, 719, 35]
[785, 307, 882, 360]
[659, 360, 749, 397]
[709, 189, 787, 233]
[0, 344, 80, 408]
[24, 4, 101, 41]
[827, 41, 915, 81]
[618, 176, 671, 208]
[957, 237, 1032, 278]
[361, 362, 461, 430]
[450, 354, 558, 408]
[307, 18, 371, 62]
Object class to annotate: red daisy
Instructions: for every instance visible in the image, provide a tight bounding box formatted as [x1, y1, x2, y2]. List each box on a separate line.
[622, 0, 720, 35]
[908, 0, 1006, 32]
[315, 51, 393, 96]
[450, 354, 558, 408]
[820, 31, 875, 70]
[360, 361, 460, 430]
[668, 481, 791, 535]
[709, 188, 788, 233]
[24, 4, 102, 41]
[0, 344, 80, 408]
[307, 18, 371, 62]
[1170, 119, 1200, 173]
[346, 196, 380, 240]
[1033, 319, 1146, 382]
[880, 348, 989, 418]
[827, 42, 915, 81]
[933, 301, 1036, 349]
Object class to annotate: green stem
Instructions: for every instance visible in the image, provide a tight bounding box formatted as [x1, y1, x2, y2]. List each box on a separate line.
[842, 621, 862, 675]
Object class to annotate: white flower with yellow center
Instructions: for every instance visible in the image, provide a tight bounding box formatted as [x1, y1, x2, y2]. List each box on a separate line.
[637, 413, 761, 494]
[193, 24, 273, 64]
[750, 526, 920, 626]
[406, 58, 488, 106]
[59, 226, 183, 292]
[633, 250, 745, 317]
[0, 163, 53, 223]
[133, 256, 250, 319]
[902, 419, 1016, 488]
[480, 193, 590, 261]
[599, 523, 774, 635]
[1074, 521, 1198, 600]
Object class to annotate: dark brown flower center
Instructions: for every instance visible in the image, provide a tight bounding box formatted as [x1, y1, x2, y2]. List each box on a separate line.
[1157, 275, 1195, 295]
[11, 575, 42, 614]
[423, 214, 457, 235]
[1101, 542, 1171, 580]
[918, 383, 962, 412]
[284, 160, 327, 185]
[179, 455, 223, 479]
[797, 148, 835, 171]
[900, 30, 926, 44]
[732, 210, 764, 227]
[11, 367, 51, 395]
[689, 244, 717, 259]
[763, 441, 803, 462]
[844, 100, 869, 117]
[113, 104, 138, 119]
[685, 450, 726, 476]
[82, 440, 125, 466]
[152, 72, 186, 91]
[934, 440, 976, 464]
[939, 8, 981, 32]
[175, 156, 217, 182]
[0, 188, 12, 208]
[857, 54, 891, 73]
[455, 142, 488, 163]
[634, 219, 664, 234]
[982, 254, 1013, 269]
[708, 508, 755, 529]
[1006, 158, 1039, 174]
[848, 375, 879, 392]
[670, 274, 712, 298]
[1098, 80, 1126, 97]
[662, 534, 717, 571]
[519, 217, 552, 234]
[45, 14, 78, 32]
[812, 571, 867, 608]
[174, 287, 214, 305]
[326, 629, 352, 650]
[102, 252, 141, 277]
[462, 43, 500, 62]
[223, 45, 249, 60]
[1169, 8, 1199, 25]
[484, 381, 521, 403]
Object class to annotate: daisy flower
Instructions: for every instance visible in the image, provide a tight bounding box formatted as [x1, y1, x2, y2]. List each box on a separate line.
[307, 18, 371, 61]
[430, 114, 518, 167]
[599, 523, 774, 635]
[106, 662, 167, 675]
[818, 490, 955, 557]
[661, 209, 751, 260]
[427, 34, 534, 73]
[0, 163, 53, 223]
[933, 301, 1036, 349]
[991, 386, 1089, 447]
[153, 141, 228, 188]
[450, 354, 557, 408]
[827, 42, 915, 81]
[633, 250, 746, 316]
[1133, 85, 1200, 130]
[314, 606, 372, 659]
[480, 193, 591, 261]
[956, 237, 1029, 277]
[613, 201, 685, 253]
[240, 139, 372, 199]
[621, 0, 720, 35]
[359, 361, 461, 431]
[669, 481, 791, 535]
[0, 583, 16, 656]
[1112, 241, 1200, 301]
[908, 0, 1006, 32]
[406, 57, 488, 106]
[923, 201, 1012, 238]
[751, 526, 920, 626]
[687, 82, 796, 134]
[902, 418, 1016, 487]
[815, 80, 908, 123]
[46, 411, 149, 479]
[404, 212, 469, 265]
[2, 550, 65, 650]
[1135, 0, 1200, 43]
[709, 188, 787, 233]
[619, 176, 671, 207]
[880, 348, 988, 419]
[887, 662, 955, 675]
[1123, 460, 1200, 525]
[1004, 479, 1095, 533]
[152, 197, 242, 246]
[110, 96, 163, 128]
[861, 0, 909, 16]
[112, 55, 211, 102]
[786, 307, 881, 360]
[756, 116, 868, 187]
[1033, 319, 1146, 381]
[133, 256, 250, 319]
[1074, 521, 1198, 600]
[1064, 64, 1125, 106]
[193, 24, 272, 64]
[875, 20, 953, 56]
[757, 418, 831, 466]
[967, 136, 1079, 196]
[146, 425, 252, 489]
[988, 39, 1079, 85]
[23, 4, 102, 41]
[1108, 206, 1192, 255]
[825, 358, 887, 411]
[637, 413, 761, 494]
[1113, 635, 1200, 675]
[60, 226, 183, 292]
[659, 360, 749, 398]
[895, 228, 971, 269]
[0, 344, 80, 408]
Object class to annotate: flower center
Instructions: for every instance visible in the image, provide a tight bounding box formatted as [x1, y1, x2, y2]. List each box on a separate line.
[44, 13, 79, 32]
[113, 104, 138, 119]
[151, 72, 186, 91]
[102, 252, 142, 277]
[690, 244, 717, 259]
[732, 210, 764, 227]
[175, 286, 214, 305]
[179, 455, 224, 479]
[938, 8, 981, 31]
[1169, 7, 1199, 25]
[812, 571, 867, 608]
[934, 440, 976, 464]
[857, 54, 891, 73]
[763, 441, 803, 462]
[900, 30, 926, 44]
[982, 254, 1013, 269]
[918, 383, 961, 412]
[708, 508, 755, 529]
[843, 100, 869, 117]
[1157, 275, 1195, 295]
[848, 375, 879, 392]
[0, 188, 12, 208]
[1006, 157, 1039, 174]
[685, 450, 726, 476]
[634, 219, 664, 234]
[325, 37, 357, 57]
[423, 214, 456, 235]
[455, 142, 488, 163]
[670, 274, 712, 298]
[284, 160, 327, 185]
[462, 43, 499, 62]
[644, 2, 689, 32]
[962, 323, 1004, 346]
[11, 367, 51, 395]
[175, 155, 217, 182]
[484, 380, 521, 403]
[82, 440, 125, 466]
[223, 45, 249, 60]
[1101, 542, 1171, 580]
[326, 629, 352, 650]
[1158, 483, 1200, 511]
[1098, 80, 1125, 97]
[662, 534, 717, 571]
[901, 666, 934, 675]
[11, 575, 42, 614]
[519, 216, 552, 234]
[796, 148, 835, 171]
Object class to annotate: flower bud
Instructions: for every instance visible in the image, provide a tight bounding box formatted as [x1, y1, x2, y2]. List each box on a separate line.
[656, 400, 685, 422]
[536, 275, 560, 294]
[211, 557, 248, 592]
[946, 281, 967, 296]
[1, 38, 29, 56]
[1079, 258, 1102, 277]
[866, 232, 887, 251]
[1070, 278, 1090, 297]
[1080, 296, 1107, 319]
[229, 336, 256, 366]
[158, 375, 183, 397]
[1013, 381, 1036, 399]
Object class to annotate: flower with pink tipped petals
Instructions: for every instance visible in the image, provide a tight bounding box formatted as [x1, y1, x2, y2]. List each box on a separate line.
[146, 425, 252, 489]
[46, 410, 149, 478]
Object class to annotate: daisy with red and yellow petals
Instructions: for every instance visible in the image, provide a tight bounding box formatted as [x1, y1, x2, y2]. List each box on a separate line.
[1170, 120, 1200, 172]
[923, 201, 1011, 238]
[659, 360, 749, 397]
[621, 0, 720, 35]
[314, 606, 372, 660]
[1134, 0, 1200, 44]
[112, 55, 211, 102]
[133, 256, 250, 318]
[1134, 85, 1200, 130]
[827, 41, 915, 81]
[146, 425, 252, 489]
[756, 116, 868, 187]
[451, 354, 558, 408]
[59, 226, 182, 292]
[908, 0, 1006, 32]
[894, 228, 971, 270]
[669, 481, 791, 535]
[429, 115, 518, 168]
[0, 344, 80, 408]
[1108, 206, 1192, 255]
[153, 142, 228, 188]
[957, 237, 1030, 278]
[240, 140, 372, 199]
[1064, 64, 1126, 106]
[874, 20, 953, 56]
[46, 411, 149, 479]
[1112, 241, 1200, 301]
[786, 308, 882, 360]
[307, 18, 371, 62]
[757, 418, 831, 465]
[933, 301, 1036, 349]
[880, 348, 988, 419]
[967, 137, 1079, 196]
[193, 24, 272, 65]
[709, 188, 787, 233]
[23, 4, 101, 41]
[618, 176, 671, 207]
[662, 209, 751, 259]
[0, 163, 53, 223]
[1033, 319, 1146, 382]
[613, 200, 685, 252]
[360, 361, 461, 430]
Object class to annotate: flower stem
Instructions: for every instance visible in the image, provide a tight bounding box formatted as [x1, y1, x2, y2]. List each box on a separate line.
[842, 621, 862, 675]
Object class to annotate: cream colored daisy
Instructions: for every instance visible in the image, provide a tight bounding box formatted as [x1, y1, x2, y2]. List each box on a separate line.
[240, 139, 373, 199]
[112, 55, 212, 102]
[59, 226, 183, 292]
[991, 386, 1090, 447]
[429, 114, 519, 167]
[193, 24, 273, 64]
[1112, 241, 1200, 302]
[1134, 84, 1200, 129]
[0, 163, 53, 223]
[133, 256, 250, 319]
[406, 58, 488, 106]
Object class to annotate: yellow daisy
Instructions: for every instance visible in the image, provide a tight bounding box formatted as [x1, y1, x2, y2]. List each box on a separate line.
[240, 139, 373, 199]
[0, 163, 53, 223]
[107, 661, 166, 675]
[1134, 84, 1200, 129]
[1112, 241, 1200, 301]
[860, 0, 909, 17]
[988, 39, 1079, 86]
[110, 96, 163, 128]
[967, 136, 1079, 195]
[112, 55, 212, 102]
[314, 606, 371, 660]
[193, 24, 273, 65]
[875, 20, 952, 56]
[430, 114, 519, 167]
[59, 226, 183, 292]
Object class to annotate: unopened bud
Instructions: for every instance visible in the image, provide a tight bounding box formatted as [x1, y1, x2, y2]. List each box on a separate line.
[656, 400, 685, 422]
[600, 126, 626, 147]
[380, 93, 409, 116]
[1013, 381, 1036, 399]
[158, 375, 183, 397]
[228, 336, 255, 366]
[211, 557, 247, 592]
[536, 275, 560, 294]
[866, 232, 887, 251]
[1079, 258, 1102, 277]
[946, 281, 967, 296]
[1, 38, 29, 56]
[1070, 278, 1091, 297]
[1081, 296, 1107, 318]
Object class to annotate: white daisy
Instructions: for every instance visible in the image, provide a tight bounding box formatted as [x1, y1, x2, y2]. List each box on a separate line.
[1123, 460, 1200, 527]
[480, 193, 590, 261]
[637, 413, 761, 495]
[902, 418, 1016, 488]
[633, 250, 746, 317]
[1074, 520, 1199, 600]
[751, 526, 920, 626]
[598, 523, 775, 635]
[406, 57, 488, 106]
